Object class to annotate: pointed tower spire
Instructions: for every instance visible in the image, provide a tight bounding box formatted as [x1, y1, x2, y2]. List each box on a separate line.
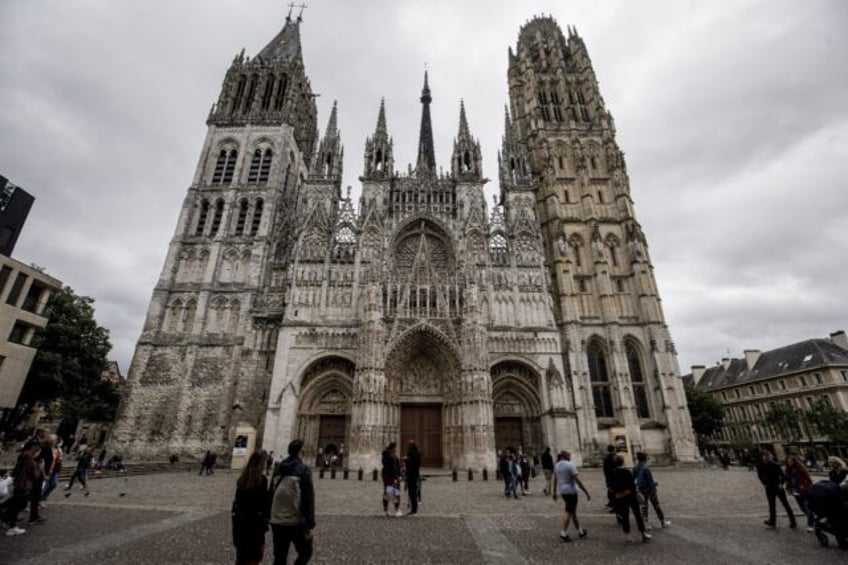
[451, 99, 482, 180]
[375, 97, 387, 136]
[325, 100, 338, 136]
[458, 99, 470, 138]
[416, 71, 436, 176]
[310, 100, 343, 184]
[363, 99, 393, 178]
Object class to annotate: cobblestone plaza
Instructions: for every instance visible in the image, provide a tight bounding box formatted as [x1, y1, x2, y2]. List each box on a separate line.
[0, 466, 839, 564]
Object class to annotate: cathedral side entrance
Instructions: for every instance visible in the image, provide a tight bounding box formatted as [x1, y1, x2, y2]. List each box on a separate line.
[400, 404, 442, 467]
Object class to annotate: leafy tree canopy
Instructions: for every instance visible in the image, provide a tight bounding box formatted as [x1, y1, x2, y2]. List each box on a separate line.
[684, 383, 725, 445]
[804, 397, 848, 443]
[16, 286, 117, 426]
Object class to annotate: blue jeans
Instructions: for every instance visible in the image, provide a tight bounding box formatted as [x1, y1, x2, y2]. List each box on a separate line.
[42, 472, 60, 500]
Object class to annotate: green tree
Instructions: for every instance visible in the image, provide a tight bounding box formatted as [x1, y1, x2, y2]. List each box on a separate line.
[804, 397, 848, 443]
[4, 286, 117, 438]
[684, 383, 725, 447]
[763, 402, 803, 445]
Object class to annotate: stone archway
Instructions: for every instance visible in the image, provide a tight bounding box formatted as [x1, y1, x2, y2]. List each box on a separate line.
[294, 356, 355, 465]
[385, 323, 461, 467]
[491, 361, 543, 454]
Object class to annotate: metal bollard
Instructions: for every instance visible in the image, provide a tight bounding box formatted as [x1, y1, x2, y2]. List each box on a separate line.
[452, 468, 458, 482]
[343, 468, 349, 480]
[496, 468, 500, 480]
[372, 468, 379, 481]
[358, 468, 364, 481]
[468, 468, 473, 481]
[319, 468, 325, 479]
[482, 468, 488, 481]
[330, 468, 336, 479]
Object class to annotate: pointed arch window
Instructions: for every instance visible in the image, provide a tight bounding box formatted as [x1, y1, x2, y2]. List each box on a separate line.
[222, 150, 237, 184]
[247, 148, 273, 185]
[243, 74, 258, 112]
[273, 74, 288, 110]
[195, 200, 210, 236]
[213, 149, 238, 185]
[261, 74, 275, 110]
[250, 199, 263, 235]
[588, 341, 614, 418]
[626, 342, 651, 419]
[211, 199, 225, 235]
[259, 149, 272, 183]
[231, 75, 247, 113]
[235, 199, 249, 235]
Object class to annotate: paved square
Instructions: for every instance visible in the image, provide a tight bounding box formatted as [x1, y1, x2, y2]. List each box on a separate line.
[0, 466, 840, 564]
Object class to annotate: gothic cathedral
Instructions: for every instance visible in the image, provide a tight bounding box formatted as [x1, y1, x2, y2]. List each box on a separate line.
[111, 13, 698, 469]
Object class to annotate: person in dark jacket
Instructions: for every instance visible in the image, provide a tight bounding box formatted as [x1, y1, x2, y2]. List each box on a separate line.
[270, 439, 315, 565]
[602, 445, 617, 511]
[633, 452, 670, 529]
[784, 454, 814, 531]
[65, 446, 92, 493]
[405, 441, 422, 515]
[381, 442, 402, 516]
[757, 449, 796, 529]
[232, 451, 271, 565]
[541, 447, 554, 495]
[3, 441, 40, 536]
[611, 455, 651, 543]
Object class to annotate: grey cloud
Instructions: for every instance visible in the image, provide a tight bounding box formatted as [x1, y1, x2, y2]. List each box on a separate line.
[1, 0, 846, 376]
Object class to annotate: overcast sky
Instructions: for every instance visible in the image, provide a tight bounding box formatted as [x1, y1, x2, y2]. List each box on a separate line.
[1, 0, 846, 376]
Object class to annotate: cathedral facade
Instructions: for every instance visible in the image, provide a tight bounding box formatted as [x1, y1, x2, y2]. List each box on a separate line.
[110, 14, 697, 469]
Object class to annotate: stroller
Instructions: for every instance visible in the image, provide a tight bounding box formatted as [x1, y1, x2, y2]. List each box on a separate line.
[808, 480, 848, 549]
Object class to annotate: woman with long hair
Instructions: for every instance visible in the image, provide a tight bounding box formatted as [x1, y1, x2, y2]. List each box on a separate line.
[232, 450, 272, 565]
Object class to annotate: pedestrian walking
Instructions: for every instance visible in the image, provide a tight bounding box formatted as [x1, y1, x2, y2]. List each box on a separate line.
[513, 454, 525, 497]
[232, 451, 271, 565]
[200, 450, 212, 476]
[541, 447, 554, 495]
[519, 454, 530, 493]
[3, 441, 41, 536]
[499, 452, 513, 498]
[41, 435, 63, 503]
[633, 452, 670, 530]
[28, 430, 49, 525]
[381, 442, 402, 516]
[784, 454, 814, 532]
[611, 455, 652, 543]
[550, 450, 591, 543]
[270, 439, 315, 565]
[405, 441, 421, 515]
[757, 449, 796, 529]
[602, 445, 617, 512]
[65, 446, 93, 494]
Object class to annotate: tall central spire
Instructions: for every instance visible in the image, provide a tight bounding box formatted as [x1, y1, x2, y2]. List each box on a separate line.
[416, 71, 436, 176]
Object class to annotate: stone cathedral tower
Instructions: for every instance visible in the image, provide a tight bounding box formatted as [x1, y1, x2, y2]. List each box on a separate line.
[112, 12, 697, 467]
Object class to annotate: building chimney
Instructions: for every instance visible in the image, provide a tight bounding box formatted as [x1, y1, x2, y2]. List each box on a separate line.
[721, 358, 731, 370]
[691, 365, 706, 385]
[830, 330, 848, 351]
[744, 349, 762, 370]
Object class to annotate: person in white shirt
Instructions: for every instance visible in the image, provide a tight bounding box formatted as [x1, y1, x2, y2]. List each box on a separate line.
[550, 450, 591, 543]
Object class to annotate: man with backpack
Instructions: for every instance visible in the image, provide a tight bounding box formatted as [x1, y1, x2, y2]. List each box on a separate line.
[270, 439, 315, 564]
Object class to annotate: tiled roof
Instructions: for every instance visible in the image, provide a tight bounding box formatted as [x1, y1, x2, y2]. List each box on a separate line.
[691, 339, 848, 391]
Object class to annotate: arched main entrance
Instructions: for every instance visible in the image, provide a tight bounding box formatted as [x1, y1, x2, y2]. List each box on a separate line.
[385, 323, 460, 467]
[491, 360, 543, 454]
[294, 356, 355, 465]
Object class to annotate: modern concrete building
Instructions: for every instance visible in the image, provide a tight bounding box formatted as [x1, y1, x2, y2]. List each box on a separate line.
[0, 256, 61, 410]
